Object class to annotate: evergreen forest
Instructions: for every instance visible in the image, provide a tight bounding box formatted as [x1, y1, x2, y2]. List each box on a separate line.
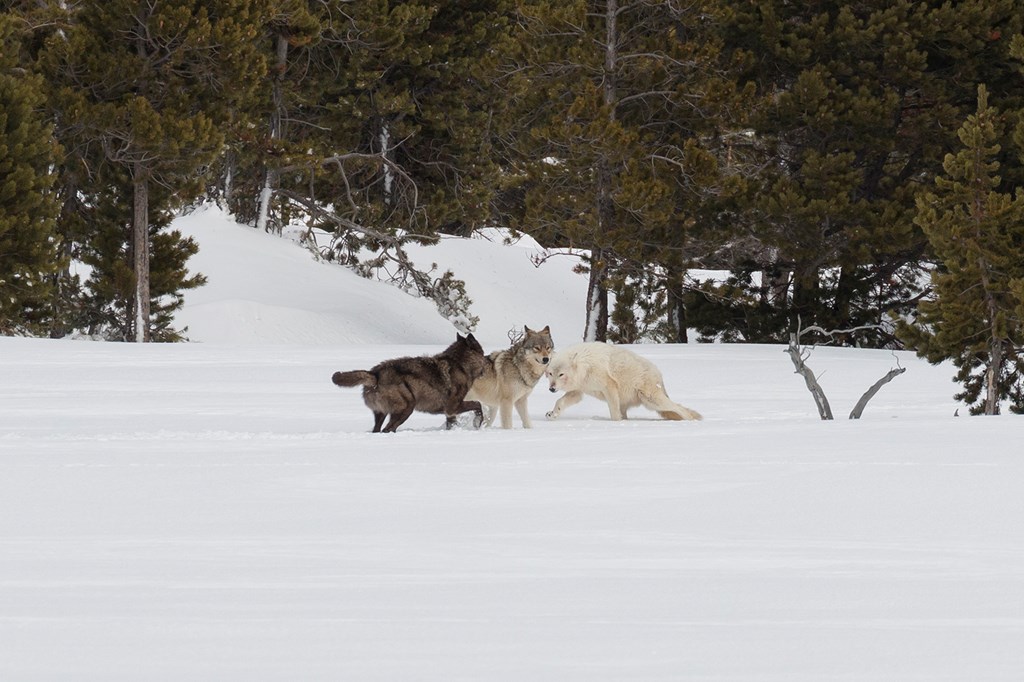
[3, 1, 1024, 412]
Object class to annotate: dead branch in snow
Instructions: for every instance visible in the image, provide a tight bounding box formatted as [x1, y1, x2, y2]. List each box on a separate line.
[786, 322, 906, 421]
[785, 332, 834, 420]
[848, 363, 907, 420]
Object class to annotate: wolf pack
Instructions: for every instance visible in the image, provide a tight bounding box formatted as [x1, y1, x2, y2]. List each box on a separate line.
[332, 326, 702, 433]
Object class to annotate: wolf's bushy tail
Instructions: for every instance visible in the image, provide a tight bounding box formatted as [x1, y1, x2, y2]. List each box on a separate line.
[332, 370, 376, 388]
[658, 405, 703, 421]
[644, 387, 702, 421]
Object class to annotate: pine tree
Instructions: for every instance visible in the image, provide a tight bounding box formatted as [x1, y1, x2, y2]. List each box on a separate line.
[0, 13, 61, 334]
[899, 85, 1024, 415]
[224, 0, 516, 236]
[41, 0, 269, 341]
[507, 0, 736, 342]
[707, 0, 1024, 347]
[213, 1, 512, 330]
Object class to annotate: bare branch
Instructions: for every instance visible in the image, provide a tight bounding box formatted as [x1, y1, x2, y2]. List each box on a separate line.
[785, 332, 834, 420]
[796, 323, 885, 344]
[849, 366, 907, 420]
[787, 323, 908, 421]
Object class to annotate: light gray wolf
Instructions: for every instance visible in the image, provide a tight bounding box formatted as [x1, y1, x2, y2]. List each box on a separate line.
[332, 333, 488, 433]
[545, 342, 702, 422]
[466, 325, 554, 429]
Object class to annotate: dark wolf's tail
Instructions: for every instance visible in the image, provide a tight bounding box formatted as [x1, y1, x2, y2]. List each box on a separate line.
[332, 370, 377, 388]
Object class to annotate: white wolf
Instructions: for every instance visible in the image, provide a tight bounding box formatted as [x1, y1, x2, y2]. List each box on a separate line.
[545, 342, 702, 422]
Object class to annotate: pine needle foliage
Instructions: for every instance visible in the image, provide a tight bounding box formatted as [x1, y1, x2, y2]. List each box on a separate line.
[899, 85, 1024, 415]
[0, 14, 61, 335]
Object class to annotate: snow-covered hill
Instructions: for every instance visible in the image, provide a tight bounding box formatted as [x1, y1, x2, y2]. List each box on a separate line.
[173, 205, 587, 347]
[1, 207, 1022, 681]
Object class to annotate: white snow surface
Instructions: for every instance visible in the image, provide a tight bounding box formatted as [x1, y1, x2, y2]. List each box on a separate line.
[173, 205, 587, 347]
[2, 206, 1023, 680]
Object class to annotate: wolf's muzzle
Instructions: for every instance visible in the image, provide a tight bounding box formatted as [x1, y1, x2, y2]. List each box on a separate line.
[542, 357, 549, 364]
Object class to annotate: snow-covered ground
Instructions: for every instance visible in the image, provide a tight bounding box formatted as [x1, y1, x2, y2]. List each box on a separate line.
[2, 207, 1022, 680]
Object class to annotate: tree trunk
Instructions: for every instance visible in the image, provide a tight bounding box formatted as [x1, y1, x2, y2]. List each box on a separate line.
[583, 0, 619, 344]
[791, 266, 820, 333]
[583, 249, 609, 342]
[379, 120, 394, 205]
[764, 267, 790, 307]
[985, 337, 1002, 415]
[222, 150, 234, 206]
[256, 32, 289, 233]
[132, 162, 151, 343]
[833, 265, 857, 338]
[979, 252, 1002, 415]
[666, 266, 688, 343]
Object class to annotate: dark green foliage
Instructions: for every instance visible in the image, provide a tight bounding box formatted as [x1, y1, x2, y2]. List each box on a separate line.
[6, 0, 1024, 351]
[0, 14, 61, 334]
[222, 0, 515, 237]
[39, 0, 269, 341]
[73, 180, 206, 342]
[507, 0, 740, 342]
[898, 86, 1024, 415]
[710, 0, 1024, 347]
[211, 0, 514, 330]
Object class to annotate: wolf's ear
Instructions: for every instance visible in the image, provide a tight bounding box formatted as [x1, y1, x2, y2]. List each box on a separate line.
[524, 325, 533, 333]
[456, 333, 465, 342]
[541, 325, 550, 334]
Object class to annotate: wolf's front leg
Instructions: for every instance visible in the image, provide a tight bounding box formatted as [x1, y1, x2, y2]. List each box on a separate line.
[602, 379, 623, 420]
[497, 400, 515, 429]
[514, 396, 532, 428]
[546, 390, 583, 419]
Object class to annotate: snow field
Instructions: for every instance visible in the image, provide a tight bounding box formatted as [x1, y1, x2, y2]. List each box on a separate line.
[1, 206, 1022, 680]
[2, 337, 1023, 680]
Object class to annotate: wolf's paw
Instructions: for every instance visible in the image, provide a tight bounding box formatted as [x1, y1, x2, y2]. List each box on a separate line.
[545, 410, 559, 420]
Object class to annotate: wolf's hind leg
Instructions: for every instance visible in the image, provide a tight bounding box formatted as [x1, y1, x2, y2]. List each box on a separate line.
[372, 411, 387, 432]
[447, 400, 484, 429]
[603, 379, 624, 421]
[382, 406, 414, 432]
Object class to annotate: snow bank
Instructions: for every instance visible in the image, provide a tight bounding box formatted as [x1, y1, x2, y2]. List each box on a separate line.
[174, 206, 588, 348]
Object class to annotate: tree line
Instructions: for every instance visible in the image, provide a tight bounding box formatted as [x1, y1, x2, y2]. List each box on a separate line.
[2, 0, 1024, 413]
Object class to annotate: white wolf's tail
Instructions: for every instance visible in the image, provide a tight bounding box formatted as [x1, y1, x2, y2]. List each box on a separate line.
[659, 404, 703, 421]
[644, 387, 702, 421]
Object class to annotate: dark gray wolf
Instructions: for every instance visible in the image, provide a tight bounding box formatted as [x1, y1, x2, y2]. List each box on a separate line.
[466, 325, 554, 429]
[332, 333, 489, 433]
